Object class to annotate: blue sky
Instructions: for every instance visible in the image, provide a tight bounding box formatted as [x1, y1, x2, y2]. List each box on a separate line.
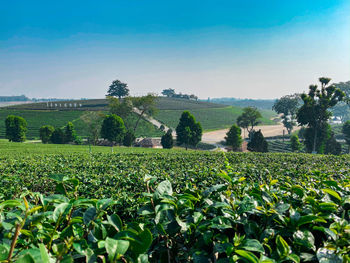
[1, 0, 349, 99]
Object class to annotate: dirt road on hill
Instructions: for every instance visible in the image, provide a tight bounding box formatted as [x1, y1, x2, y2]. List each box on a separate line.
[202, 124, 300, 144]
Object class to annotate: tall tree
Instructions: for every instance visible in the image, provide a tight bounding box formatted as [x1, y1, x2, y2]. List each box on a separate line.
[107, 96, 133, 121]
[5, 115, 27, 142]
[100, 114, 126, 144]
[247, 130, 268, 152]
[342, 120, 350, 153]
[296, 77, 344, 153]
[51, 128, 65, 144]
[39, 125, 54, 144]
[272, 94, 300, 134]
[161, 129, 174, 149]
[132, 94, 158, 132]
[176, 111, 202, 150]
[64, 122, 77, 143]
[236, 107, 262, 135]
[80, 111, 104, 145]
[107, 80, 129, 99]
[225, 124, 242, 151]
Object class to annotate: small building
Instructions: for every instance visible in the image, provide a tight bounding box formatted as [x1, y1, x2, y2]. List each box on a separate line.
[136, 138, 162, 148]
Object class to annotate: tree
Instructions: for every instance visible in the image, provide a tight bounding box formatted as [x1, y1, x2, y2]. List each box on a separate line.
[39, 125, 54, 144]
[161, 89, 175, 97]
[123, 130, 136, 147]
[5, 115, 27, 142]
[107, 96, 133, 121]
[247, 130, 268, 152]
[80, 111, 104, 145]
[51, 128, 65, 144]
[225, 124, 242, 151]
[161, 129, 174, 149]
[132, 94, 158, 132]
[272, 94, 300, 134]
[290, 134, 301, 152]
[342, 120, 350, 153]
[107, 79, 129, 99]
[296, 77, 345, 153]
[237, 107, 262, 135]
[64, 122, 76, 143]
[100, 114, 126, 144]
[332, 81, 350, 122]
[176, 111, 202, 150]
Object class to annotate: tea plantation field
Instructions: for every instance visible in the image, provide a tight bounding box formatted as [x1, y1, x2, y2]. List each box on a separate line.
[0, 143, 349, 262]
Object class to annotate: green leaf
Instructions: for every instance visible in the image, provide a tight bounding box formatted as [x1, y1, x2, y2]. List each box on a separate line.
[52, 203, 69, 222]
[293, 230, 315, 251]
[61, 254, 74, 263]
[105, 237, 130, 261]
[235, 250, 259, 263]
[287, 254, 300, 263]
[0, 200, 23, 209]
[155, 180, 173, 198]
[0, 245, 8, 261]
[49, 174, 65, 182]
[322, 189, 341, 201]
[108, 214, 123, 232]
[39, 244, 50, 262]
[276, 235, 289, 258]
[137, 254, 149, 263]
[16, 253, 35, 263]
[241, 239, 264, 253]
[83, 207, 97, 225]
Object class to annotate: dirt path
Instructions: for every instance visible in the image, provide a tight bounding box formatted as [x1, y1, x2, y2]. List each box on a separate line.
[202, 124, 300, 144]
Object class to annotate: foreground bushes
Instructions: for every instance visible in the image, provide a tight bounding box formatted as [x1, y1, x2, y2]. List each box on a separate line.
[1, 157, 349, 262]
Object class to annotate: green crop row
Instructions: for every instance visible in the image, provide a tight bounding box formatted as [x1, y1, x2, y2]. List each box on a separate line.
[0, 148, 349, 262]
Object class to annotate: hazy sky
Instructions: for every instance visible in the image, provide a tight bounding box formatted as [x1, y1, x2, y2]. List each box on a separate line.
[1, 0, 350, 99]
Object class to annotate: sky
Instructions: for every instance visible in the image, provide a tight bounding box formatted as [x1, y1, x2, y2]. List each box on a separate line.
[1, 0, 350, 99]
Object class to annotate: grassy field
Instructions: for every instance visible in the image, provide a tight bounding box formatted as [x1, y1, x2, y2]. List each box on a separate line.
[0, 109, 163, 139]
[155, 106, 276, 131]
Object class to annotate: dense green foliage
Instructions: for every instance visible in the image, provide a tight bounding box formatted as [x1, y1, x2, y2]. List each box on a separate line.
[225, 124, 242, 151]
[5, 115, 27, 142]
[297, 78, 345, 153]
[39, 125, 54, 144]
[0, 147, 350, 261]
[176, 111, 202, 149]
[237, 107, 263, 134]
[0, 109, 162, 139]
[107, 79, 129, 99]
[161, 129, 173, 149]
[51, 128, 65, 144]
[123, 130, 136, 147]
[273, 94, 300, 134]
[247, 130, 268, 152]
[290, 134, 301, 152]
[64, 122, 77, 143]
[342, 121, 350, 152]
[100, 114, 126, 143]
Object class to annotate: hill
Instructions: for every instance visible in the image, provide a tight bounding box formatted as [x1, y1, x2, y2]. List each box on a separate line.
[1, 97, 277, 139]
[208, 98, 276, 110]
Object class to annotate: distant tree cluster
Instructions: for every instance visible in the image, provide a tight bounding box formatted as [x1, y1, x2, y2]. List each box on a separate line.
[39, 122, 80, 144]
[161, 89, 198, 101]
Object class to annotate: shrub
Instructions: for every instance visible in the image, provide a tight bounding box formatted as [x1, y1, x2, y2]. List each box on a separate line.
[161, 129, 174, 149]
[225, 124, 242, 151]
[290, 134, 301, 152]
[101, 114, 126, 144]
[64, 122, 77, 143]
[39, 125, 54, 144]
[123, 130, 136, 147]
[5, 115, 27, 142]
[51, 128, 65, 144]
[247, 130, 268, 152]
